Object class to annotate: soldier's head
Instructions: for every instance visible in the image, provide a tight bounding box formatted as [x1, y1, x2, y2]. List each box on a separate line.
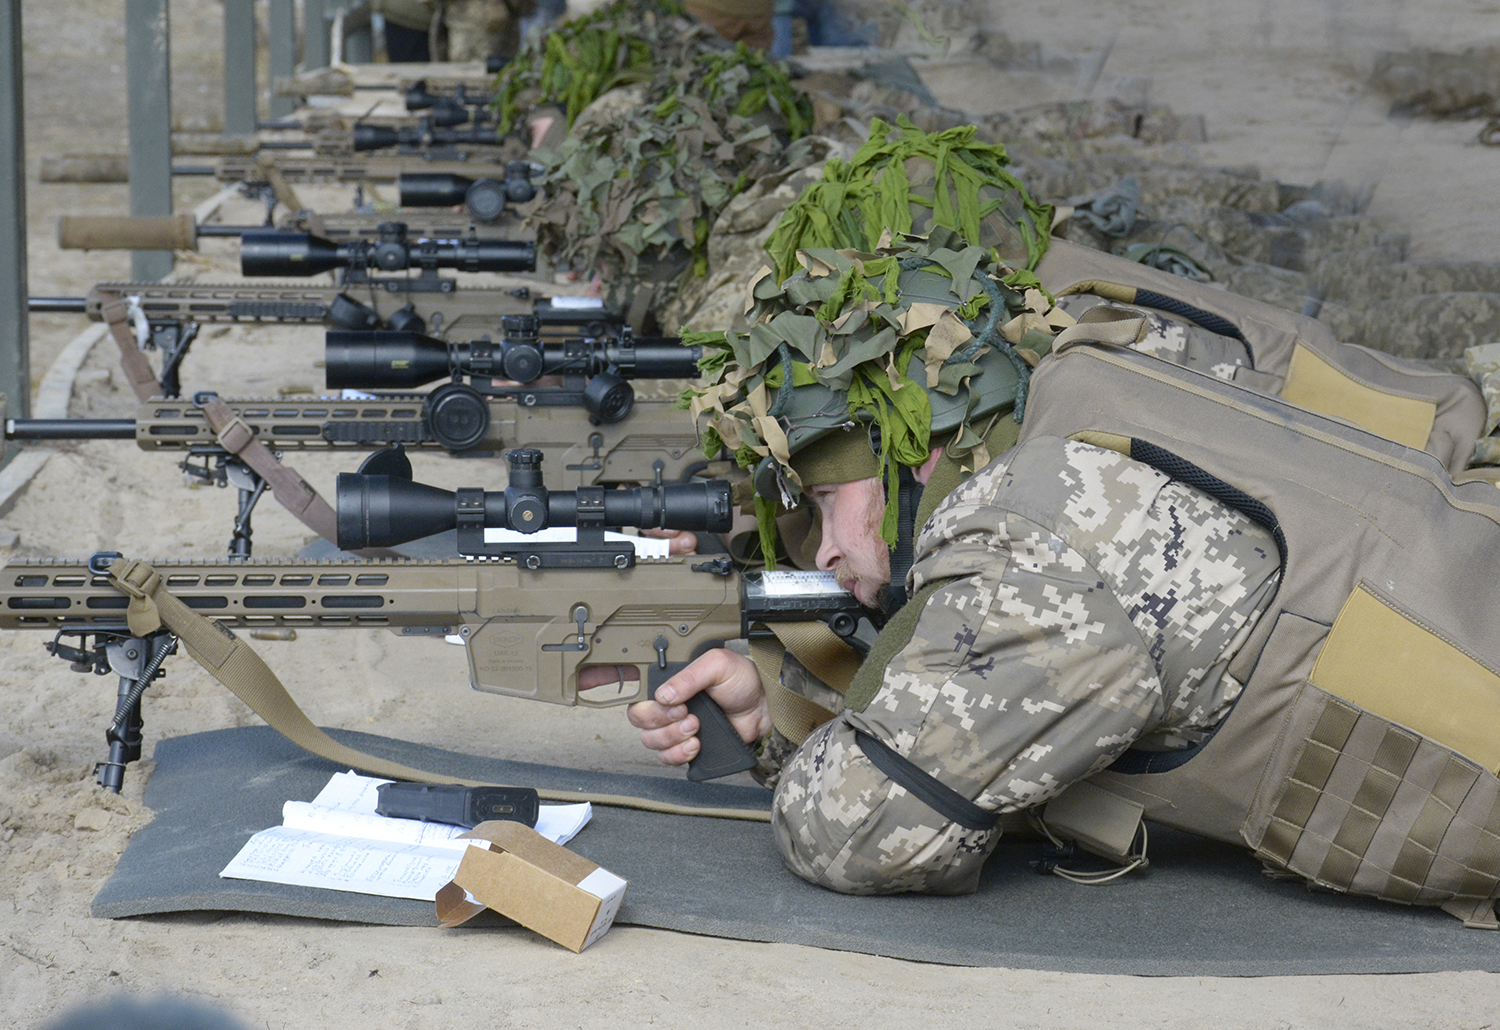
[686, 228, 1072, 611]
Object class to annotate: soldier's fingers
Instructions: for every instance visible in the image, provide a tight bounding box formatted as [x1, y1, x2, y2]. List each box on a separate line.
[625, 699, 687, 730]
[638, 715, 700, 756]
[653, 736, 701, 768]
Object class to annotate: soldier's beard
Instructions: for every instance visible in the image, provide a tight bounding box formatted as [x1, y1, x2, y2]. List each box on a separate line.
[832, 495, 894, 613]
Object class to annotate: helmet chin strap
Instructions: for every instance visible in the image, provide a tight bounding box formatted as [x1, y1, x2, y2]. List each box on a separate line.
[885, 464, 924, 612]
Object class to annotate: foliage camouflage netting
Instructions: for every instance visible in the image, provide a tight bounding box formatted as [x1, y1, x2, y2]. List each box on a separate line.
[682, 229, 1071, 556]
[491, 0, 697, 134]
[763, 116, 1055, 283]
[524, 37, 815, 315]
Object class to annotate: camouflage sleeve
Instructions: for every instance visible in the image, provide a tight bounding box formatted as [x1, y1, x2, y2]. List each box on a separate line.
[770, 437, 1281, 895]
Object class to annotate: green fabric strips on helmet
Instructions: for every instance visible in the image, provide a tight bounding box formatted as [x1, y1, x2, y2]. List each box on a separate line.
[684, 230, 1074, 561]
[764, 116, 1055, 284]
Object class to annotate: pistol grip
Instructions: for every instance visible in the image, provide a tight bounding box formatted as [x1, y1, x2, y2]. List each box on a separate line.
[648, 663, 758, 782]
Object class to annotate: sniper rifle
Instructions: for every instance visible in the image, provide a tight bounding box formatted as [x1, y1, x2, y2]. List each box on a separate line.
[4, 320, 707, 555]
[0, 452, 874, 793]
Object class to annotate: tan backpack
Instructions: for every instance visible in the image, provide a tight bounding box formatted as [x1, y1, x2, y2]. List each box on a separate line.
[1035, 239, 1488, 476]
[1021, 337, 1500, 926]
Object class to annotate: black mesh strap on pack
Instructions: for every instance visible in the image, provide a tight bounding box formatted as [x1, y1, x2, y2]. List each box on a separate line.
[1132, 288, 1255, 369]
[854, 729, 999, 832]
[1109, 437, 1288, 776]
[1129, 438, 1287, 565]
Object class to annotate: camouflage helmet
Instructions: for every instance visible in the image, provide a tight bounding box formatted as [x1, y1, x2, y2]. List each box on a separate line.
[684, 227, 1074, 559]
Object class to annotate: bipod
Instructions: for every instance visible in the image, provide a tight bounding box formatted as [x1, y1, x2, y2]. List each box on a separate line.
[180, 451, 269, 558]
[45, 628, 178, 792]
[142, 319, 199, 398]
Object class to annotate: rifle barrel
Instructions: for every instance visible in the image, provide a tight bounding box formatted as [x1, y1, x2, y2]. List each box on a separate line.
[7, 419, 137, 441]
[171, 165, 217, 176]
[28, 297, 87, 313]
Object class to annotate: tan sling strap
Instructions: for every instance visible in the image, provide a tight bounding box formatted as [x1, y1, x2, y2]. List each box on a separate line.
[106, 557, 772, 823]
[95, 290, 161, 403]
[196, 395, 389, 555]
[750, 620, 864, 746]
[255, 155, 305, 216]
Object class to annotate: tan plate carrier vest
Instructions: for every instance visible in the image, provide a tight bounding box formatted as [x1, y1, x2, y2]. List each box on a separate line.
[1035, 239, 1489, 477]
[1020, 339, 1500, 923]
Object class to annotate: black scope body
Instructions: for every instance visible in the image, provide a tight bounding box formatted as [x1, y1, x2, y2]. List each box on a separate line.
[350, 124, 502, 152]
[240, 225, 536, 278]
[336, 449, 733, 550]
[399, 167, 536, 221]
[325, 325, 701, 390]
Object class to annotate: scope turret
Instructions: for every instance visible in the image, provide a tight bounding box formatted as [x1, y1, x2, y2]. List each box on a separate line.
[398, 166, 536, 222]
[336, 448, 732, 563]
[325, 317, 700, 423]
[240, 222, 535, 278]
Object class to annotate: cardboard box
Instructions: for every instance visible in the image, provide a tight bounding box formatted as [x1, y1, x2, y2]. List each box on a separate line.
[434, 820, 627, 952]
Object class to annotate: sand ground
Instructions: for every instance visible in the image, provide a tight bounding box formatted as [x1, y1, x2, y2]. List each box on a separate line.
[5, 1, 1500, 1026]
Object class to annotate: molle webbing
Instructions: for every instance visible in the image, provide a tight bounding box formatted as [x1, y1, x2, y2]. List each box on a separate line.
[1019, 342, 1500, 910]
[1257, 692, 1500, 905]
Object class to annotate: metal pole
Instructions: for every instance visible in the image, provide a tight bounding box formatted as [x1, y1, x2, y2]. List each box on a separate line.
[0, 0, 30, 430]
[268, 0, 295, 119]
[304, 0, 330, 70]
[223, 0, 257, 134]
[125, 0, 174, 281]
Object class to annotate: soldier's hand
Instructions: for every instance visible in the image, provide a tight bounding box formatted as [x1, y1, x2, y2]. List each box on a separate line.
[626, 648, 769, 767]
[637, 528, 697, 555]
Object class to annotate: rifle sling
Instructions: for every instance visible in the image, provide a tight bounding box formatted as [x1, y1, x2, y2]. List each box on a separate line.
[197, 396, 399, 559]
[106, 557, 772, 822]
[95, 290, 160, 403]
[750, 621, 861, 746]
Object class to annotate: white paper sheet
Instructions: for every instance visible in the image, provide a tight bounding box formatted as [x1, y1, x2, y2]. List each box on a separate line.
[220, 772, 592, 901]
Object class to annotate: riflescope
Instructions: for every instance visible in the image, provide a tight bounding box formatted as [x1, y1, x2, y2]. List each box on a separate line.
[350, 123, 507, 152]
[240, 222, 535, 278]
[399, 167, 537, 222]
[336, 448, 733, 558]
[325, 315, 700, 423]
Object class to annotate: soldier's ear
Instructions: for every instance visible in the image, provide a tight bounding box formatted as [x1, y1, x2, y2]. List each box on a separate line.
[915, 447, 945, 485]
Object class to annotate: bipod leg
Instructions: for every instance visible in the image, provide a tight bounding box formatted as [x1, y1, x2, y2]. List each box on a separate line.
[226, 460, 267, 559]
[151, 321, 199, 399]
[97, 632, 177, 793]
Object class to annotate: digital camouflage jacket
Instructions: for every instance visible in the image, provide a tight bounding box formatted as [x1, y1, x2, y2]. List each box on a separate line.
[770, 436, 1282, 894]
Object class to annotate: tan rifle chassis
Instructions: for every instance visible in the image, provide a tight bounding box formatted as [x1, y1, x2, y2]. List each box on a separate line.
[214, 155, 512, 186]
[0, 554, 741, 709]
[0, 554, 864, 788]
[81, 282, 607, 342]
[131, 394, 708, 487]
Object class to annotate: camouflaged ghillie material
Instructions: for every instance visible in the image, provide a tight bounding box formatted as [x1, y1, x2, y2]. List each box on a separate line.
[770, 437, 1282, 894]
[1467, 343, 1500, 465]
[764, 118, 1053, 281]
[523, 39, 812, 320]
[1371, 47, 1500, 119]
[491, 0, 698, 133]
[658, 137, 850, 335]
[686, 231, 1069, 554]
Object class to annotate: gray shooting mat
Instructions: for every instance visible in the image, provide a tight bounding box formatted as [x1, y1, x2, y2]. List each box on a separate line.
[94, 726, 1500, 975]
